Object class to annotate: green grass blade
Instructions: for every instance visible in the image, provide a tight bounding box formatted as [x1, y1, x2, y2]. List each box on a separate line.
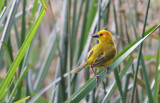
[40, 0, 48, 11]
[77, 0, 90, 59]
[0, 77, 14, 102]
[130, 0, 154, 103]
[13, 22, 20, 49]
[28, 84, 58, 103]
[65, 25, 159, 103]
[114, 25, 157, 60]
[113, 69, 124, 102]
[34, 36, 58, 91]
[102, 0, 110, 26]
[49, 85, 59, 103]
[154, 29, 160, 103]
[13, 96, 30, 103]
[0, 0, 20, 67]
[127, 0, 138, 41]
[112, 3, 124, 101]
[1, 42, 12, 66]
[0, 0, 5, 13]
[82, 0, 97, 48]
[58, 0, 70, 101]
[102, 58, 133, 103]
[97, 0, 101, 32]
[0, 2, 12, 26]
[71, 0, 90, 95]
[16, 0, 27, 100]
[123, 74, 130, 102]
[112, 1, 118, 35]
[8, 65, 31, 103]
[0, 8, 46, 100]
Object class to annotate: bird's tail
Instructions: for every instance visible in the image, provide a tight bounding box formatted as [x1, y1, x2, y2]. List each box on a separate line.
[74, 62, 88, 73]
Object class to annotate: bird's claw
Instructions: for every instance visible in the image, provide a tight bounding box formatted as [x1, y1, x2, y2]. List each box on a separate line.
[96, 75, 99, 84]
[105, 66, 109, 74]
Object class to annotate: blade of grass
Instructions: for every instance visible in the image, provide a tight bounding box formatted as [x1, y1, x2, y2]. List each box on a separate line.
[130, 0, 154, 103]
[97, 0, 101, 32]
[22, 31, 38, 101]
[77, 0, 90, 60]
[70, 0, 84, 67]
[58, 0, 70, 101]
[13, 96, 30, 103]
[40, 0, 48, 11]
[123, 74, 130, 103]
[65, 25, 159, 103]
[112, 2, 125, 102]
[102, 0, 110, 26]
[112, 1, 118, 35]
[16, 0, 27, 100]
[114, 25, 157, 60]
[0, 0, 20, 67]
[28, 84, 58, 103]
[34, 35, 58, 91]
[71, 0, 90, 95]
[0, 0, 5, 13]
[102, 58, 133, 103]
[67, 0, 71, 98]
[0, 8, 46, 100]
[127, 0, 138, 40]
[154, 28, 160, 103]
[1, 41, 12, 66]
[113, 69, 124, 102]
[49, 85, 59, 103]
[82, 0, 97, 48]
[13, 22, 20, 49]
[0, 77, 14, 102]
[8, 65, 31, 103]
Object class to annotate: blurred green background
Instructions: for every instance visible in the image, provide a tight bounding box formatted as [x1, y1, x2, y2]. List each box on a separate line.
[0, 0, 160, 103]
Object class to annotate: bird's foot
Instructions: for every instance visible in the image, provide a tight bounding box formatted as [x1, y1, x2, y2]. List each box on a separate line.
[95, 75, 99, 84]
[91, 67, 99, 84]
[104, 66, 109, 74]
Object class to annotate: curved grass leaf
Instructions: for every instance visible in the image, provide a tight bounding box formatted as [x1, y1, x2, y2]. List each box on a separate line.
[1, 41, 12, 66]
[8, 65, 31, 103]
[130, 0, 153, 102]
[65, 25, 159, 103]
[34, 36, 58, 91]
[0, 0, 20, 66]
[0, 0, 5, 13]
[40, 0, 48, 11]
[102, 58, 133, 103]
[13, 96, 30, 103]
[0, 8, 46, 100]
[154, 29, 160, 103]
[28, 84, 58, 103]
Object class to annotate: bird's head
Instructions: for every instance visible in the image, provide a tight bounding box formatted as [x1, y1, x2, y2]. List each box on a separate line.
[92, 30, 113, 42]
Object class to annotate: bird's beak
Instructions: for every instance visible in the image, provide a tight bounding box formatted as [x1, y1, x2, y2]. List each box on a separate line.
[92, 34, 99, 38]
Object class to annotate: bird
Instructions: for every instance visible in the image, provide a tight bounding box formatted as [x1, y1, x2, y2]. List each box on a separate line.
[74, 30, 117, 83]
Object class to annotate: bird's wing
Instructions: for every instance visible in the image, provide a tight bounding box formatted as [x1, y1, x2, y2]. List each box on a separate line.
[92, 47, 116, 67]
[84, 49, 93, 62]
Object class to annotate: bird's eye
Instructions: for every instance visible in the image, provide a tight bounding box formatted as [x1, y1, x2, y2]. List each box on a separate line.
[100, 34, 103, 36]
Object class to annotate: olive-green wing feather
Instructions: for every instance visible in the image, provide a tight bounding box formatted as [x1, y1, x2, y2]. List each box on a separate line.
[92, 47, 116, 67]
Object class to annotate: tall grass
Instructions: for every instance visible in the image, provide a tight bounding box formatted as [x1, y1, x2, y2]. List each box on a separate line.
[0, 0, 159, 103]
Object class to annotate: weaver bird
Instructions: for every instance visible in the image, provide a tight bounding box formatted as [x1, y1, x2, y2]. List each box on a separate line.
[74, 30, 117, 83]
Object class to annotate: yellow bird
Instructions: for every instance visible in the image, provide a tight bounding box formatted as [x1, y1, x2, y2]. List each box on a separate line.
[74, 30, 117, 83]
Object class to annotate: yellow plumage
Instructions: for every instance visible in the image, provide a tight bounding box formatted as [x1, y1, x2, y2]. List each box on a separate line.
[74, 30, 117, 76]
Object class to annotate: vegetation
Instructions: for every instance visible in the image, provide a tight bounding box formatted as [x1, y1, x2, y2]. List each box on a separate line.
[0, 0, 159, 103]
